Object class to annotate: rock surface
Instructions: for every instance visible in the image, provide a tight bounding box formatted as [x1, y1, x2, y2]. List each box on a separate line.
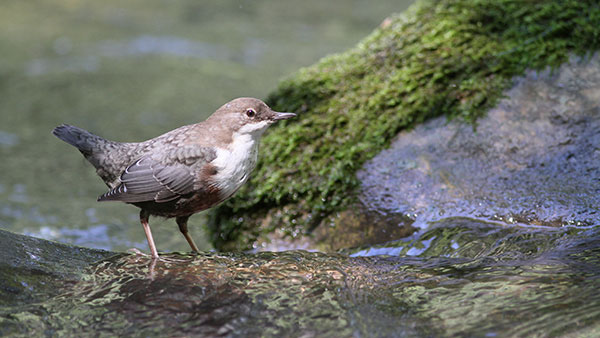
[0, 229, 113, 307]
[2, 222, 600, 337]
[358, 53, 600, 231]
[258, 53, 600, 251]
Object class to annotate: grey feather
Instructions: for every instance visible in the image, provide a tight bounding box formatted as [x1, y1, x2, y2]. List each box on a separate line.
[98, 146, 216, 203]
[52, 124, 105, 153]
[53, 124, 136, 186]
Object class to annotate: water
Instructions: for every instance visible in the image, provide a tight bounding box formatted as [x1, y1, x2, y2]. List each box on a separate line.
[0, 0, 413, 253]
[2, 217, 599, 336]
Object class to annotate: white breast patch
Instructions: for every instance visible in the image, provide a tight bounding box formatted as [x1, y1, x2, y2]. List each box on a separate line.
[211, 121, 269, 200]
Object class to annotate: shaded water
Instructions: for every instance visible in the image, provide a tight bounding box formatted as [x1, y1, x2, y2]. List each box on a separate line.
[2, 218, 599, 337]
[0, 0, 412, 253]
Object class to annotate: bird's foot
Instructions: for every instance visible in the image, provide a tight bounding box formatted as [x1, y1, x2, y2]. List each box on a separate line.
[127, 247, 161, 261]
[127, 248, 147, 256]
[126, 248, 160, 279]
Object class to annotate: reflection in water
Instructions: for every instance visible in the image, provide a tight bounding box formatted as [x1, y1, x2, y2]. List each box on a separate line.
[2, 218, 599, 337]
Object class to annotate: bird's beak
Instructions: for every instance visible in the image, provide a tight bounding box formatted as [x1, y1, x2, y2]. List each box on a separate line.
[271, 112, 297, 121]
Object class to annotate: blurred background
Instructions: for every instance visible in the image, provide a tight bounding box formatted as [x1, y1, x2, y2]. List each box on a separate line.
[0, 0, 413, 253]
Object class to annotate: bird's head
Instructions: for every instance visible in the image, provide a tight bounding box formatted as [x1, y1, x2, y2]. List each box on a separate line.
[209, 97, 296, 137]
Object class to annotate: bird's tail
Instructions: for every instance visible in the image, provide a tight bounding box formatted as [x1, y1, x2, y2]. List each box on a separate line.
[52, 124, 131, 185]
[52, 124, 110, 155]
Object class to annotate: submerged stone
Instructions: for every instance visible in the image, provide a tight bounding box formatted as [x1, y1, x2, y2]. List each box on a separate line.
[2, 221, 600, 337]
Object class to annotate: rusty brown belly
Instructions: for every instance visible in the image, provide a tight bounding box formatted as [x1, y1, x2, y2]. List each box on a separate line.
[131, 189, 226, 218]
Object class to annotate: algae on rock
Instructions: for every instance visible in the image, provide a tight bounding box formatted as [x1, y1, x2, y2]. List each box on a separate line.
[208, 0, 600, 250]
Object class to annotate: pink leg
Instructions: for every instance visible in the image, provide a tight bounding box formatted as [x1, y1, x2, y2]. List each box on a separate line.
[140, 210, 159, 259]
[176, 216, 200, 253]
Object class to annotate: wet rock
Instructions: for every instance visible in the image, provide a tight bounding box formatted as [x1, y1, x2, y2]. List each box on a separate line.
[257, 53, 600, 251]
[258, 202, 418, 252]
[2, 219, 600, 337]
[0, 229, 113, 307]
[358, 53, 600, 230]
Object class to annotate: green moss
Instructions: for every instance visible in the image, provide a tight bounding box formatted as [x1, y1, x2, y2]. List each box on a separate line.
[208, 0, 600, 250]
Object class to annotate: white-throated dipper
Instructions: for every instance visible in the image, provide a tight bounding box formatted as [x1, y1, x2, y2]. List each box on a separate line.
[53, 98, 296, 258]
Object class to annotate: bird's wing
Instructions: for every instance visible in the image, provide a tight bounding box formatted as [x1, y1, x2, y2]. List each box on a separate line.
[98, 146, 216, 203]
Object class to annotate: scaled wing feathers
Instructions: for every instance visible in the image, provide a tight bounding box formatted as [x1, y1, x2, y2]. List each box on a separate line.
[98, 146, 216, 203]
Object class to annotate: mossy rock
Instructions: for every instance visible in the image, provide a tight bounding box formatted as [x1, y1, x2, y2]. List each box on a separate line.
[207, 0, 600, 251]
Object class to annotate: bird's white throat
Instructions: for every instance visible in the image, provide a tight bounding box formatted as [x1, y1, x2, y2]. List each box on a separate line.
[211, 121, 269, 199]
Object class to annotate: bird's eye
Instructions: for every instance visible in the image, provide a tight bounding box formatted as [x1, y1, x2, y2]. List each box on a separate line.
[246, 108, 256, 118]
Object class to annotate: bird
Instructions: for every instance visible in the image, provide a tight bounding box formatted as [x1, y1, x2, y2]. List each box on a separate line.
[53, 97, 296, 258]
